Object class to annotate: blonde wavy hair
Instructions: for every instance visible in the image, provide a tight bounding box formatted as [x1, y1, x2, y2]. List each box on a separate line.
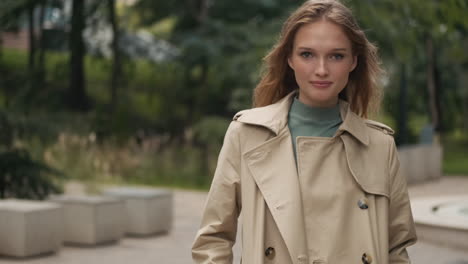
[253, 0, 382, 117]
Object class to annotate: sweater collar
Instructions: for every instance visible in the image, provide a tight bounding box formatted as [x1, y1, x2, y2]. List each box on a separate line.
[289, 96, 341, 124]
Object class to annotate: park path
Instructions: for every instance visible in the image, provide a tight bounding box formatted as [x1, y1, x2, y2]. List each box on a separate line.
[1, 176, 468, 264]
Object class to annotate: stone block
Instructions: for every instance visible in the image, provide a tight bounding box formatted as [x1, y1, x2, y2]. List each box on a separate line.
[0, 199, 63, 257]
[103, 187, 173, 236]
[50, 195, 124, 245]
[398, 144, 443, 184]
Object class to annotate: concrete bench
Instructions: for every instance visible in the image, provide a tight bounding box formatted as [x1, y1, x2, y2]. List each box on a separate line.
[398, 144, 442, 184]
[50, 195, 124, 245]
[103, 187, 173, 236]
[0, 199, 63, 257]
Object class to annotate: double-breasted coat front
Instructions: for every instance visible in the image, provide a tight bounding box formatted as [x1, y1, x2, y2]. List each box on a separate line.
[192, 92, 417, 264]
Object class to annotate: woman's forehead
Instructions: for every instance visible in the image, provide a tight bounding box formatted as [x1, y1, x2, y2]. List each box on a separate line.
[293, 21, 352, 51]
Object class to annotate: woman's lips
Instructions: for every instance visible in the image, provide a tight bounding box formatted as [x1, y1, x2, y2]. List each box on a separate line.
[310, 81, 333, 88]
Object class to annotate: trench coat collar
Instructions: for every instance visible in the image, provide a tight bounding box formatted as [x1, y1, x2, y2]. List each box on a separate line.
[235, 90, 370, 146]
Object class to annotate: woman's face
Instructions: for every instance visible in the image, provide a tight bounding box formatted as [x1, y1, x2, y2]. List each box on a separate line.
[288, 20, 357, 108]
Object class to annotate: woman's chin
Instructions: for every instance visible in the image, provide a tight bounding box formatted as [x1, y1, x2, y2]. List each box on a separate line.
[300, 93, 338, 107]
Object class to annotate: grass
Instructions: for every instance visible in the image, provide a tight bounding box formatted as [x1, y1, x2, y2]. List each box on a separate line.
[21, 131, 216, 191]
[442, 132, 468, 176]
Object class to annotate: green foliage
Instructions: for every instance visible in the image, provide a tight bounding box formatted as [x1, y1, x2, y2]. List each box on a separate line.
[442, 133, 468, 175]
[0, 112, 63, 199]
[127, 145, 211, 189]
[0, 111, 13, 150]
[0, 0, 30, 30]
[126, 0, 301, 123]
[348, 0, 468, 137]
[0, 49, 66, 110]
[0, 149, 63, 199]
[27, 131, 220, 190]
[192, 116, 230, 147]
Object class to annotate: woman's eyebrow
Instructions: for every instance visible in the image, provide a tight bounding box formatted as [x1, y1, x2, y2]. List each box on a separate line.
[331, 48, 348, 52]
[296, 47, 314, 51]
[296, 47, 349, 52]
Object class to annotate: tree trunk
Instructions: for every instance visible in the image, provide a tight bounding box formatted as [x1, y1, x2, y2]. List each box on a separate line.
[0, 36, 7, 107]
[434, 60, 443, 133]
[27, 2, 36, 75]
[0, 178, 4, 199]
[0, 28, 3, 60]
[37, 0, 47, 90]
[463, 69, 468, 133]
[465, 91, 468, 133]
[196, 0, 209, 24]
[183, 0, 210, 131]
[108, 0, 121, 111]
[69, 0, 89, 111]
[397, 63, 408, 146]
[426, 37, 440, 143]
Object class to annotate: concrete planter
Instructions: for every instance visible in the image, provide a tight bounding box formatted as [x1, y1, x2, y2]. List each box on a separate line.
[398, 144, 443, 184]
[103, 187, 173, 236]
[50, 195, 125, 245]
[0, 199, 63, 257]
[411, 195, 468, 251]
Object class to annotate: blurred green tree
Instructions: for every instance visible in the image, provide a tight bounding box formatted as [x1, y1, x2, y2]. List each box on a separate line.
[0, 0, 63, 109]
[348, 0, 468, 143]
[127, 0, 302, 140]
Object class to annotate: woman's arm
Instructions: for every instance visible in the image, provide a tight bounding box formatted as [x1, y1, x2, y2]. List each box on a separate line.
[388, 139, 418, 264]
[192, 122, 242, 264]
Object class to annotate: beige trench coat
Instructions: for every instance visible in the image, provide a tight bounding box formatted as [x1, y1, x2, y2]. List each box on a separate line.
[192, 92, 417, 264]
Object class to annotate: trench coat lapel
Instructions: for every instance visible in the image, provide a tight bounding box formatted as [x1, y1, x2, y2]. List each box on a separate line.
[244, 128, 308, 263]
[236, 91, 308, 262]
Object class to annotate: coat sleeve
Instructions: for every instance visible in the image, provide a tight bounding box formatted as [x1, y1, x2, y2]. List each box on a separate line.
[388, 139, 417, 263]
[192, 122, 242, 264]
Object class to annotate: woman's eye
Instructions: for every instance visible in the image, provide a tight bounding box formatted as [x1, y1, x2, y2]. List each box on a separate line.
[330, 54, 345, 60]
[300, 52, 313, 58]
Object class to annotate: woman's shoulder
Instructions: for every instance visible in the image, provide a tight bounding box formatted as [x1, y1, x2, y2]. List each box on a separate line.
[226, 103, 285, 140]
[233, 93, 294, 123]
[232, 103, 280, 122]
[363, 119, 395, 136]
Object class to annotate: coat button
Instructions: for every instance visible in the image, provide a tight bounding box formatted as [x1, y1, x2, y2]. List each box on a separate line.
[265, 247, 275, 259]
[362, 253, 373, 264]
[358, 198, 369, 209]
[297, 255, 308, 262]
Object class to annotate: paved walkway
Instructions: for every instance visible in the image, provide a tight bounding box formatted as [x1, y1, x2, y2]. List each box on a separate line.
[1, 176, 467, 264]
[406, 176, 468, 264]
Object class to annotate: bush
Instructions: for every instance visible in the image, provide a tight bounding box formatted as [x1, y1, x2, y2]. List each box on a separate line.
[0, 112, 64, 199]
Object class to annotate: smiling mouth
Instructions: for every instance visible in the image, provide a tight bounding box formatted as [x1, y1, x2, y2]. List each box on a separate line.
[310, 81, 333, 88]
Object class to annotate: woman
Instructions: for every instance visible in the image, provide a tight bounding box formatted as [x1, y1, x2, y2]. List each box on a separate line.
[192, 0, 417, 263]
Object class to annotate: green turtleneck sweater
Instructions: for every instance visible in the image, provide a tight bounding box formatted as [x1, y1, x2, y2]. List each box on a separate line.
[288, 97, 343, 158]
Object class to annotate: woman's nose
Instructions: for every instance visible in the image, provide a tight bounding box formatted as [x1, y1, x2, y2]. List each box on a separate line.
[314, 59, 329, 77]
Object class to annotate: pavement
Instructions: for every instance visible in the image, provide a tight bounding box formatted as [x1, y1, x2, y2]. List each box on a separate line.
[0, 176, 468, 264]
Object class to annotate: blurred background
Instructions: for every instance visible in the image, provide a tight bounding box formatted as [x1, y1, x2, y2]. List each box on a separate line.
[0, 0, 467, 197]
